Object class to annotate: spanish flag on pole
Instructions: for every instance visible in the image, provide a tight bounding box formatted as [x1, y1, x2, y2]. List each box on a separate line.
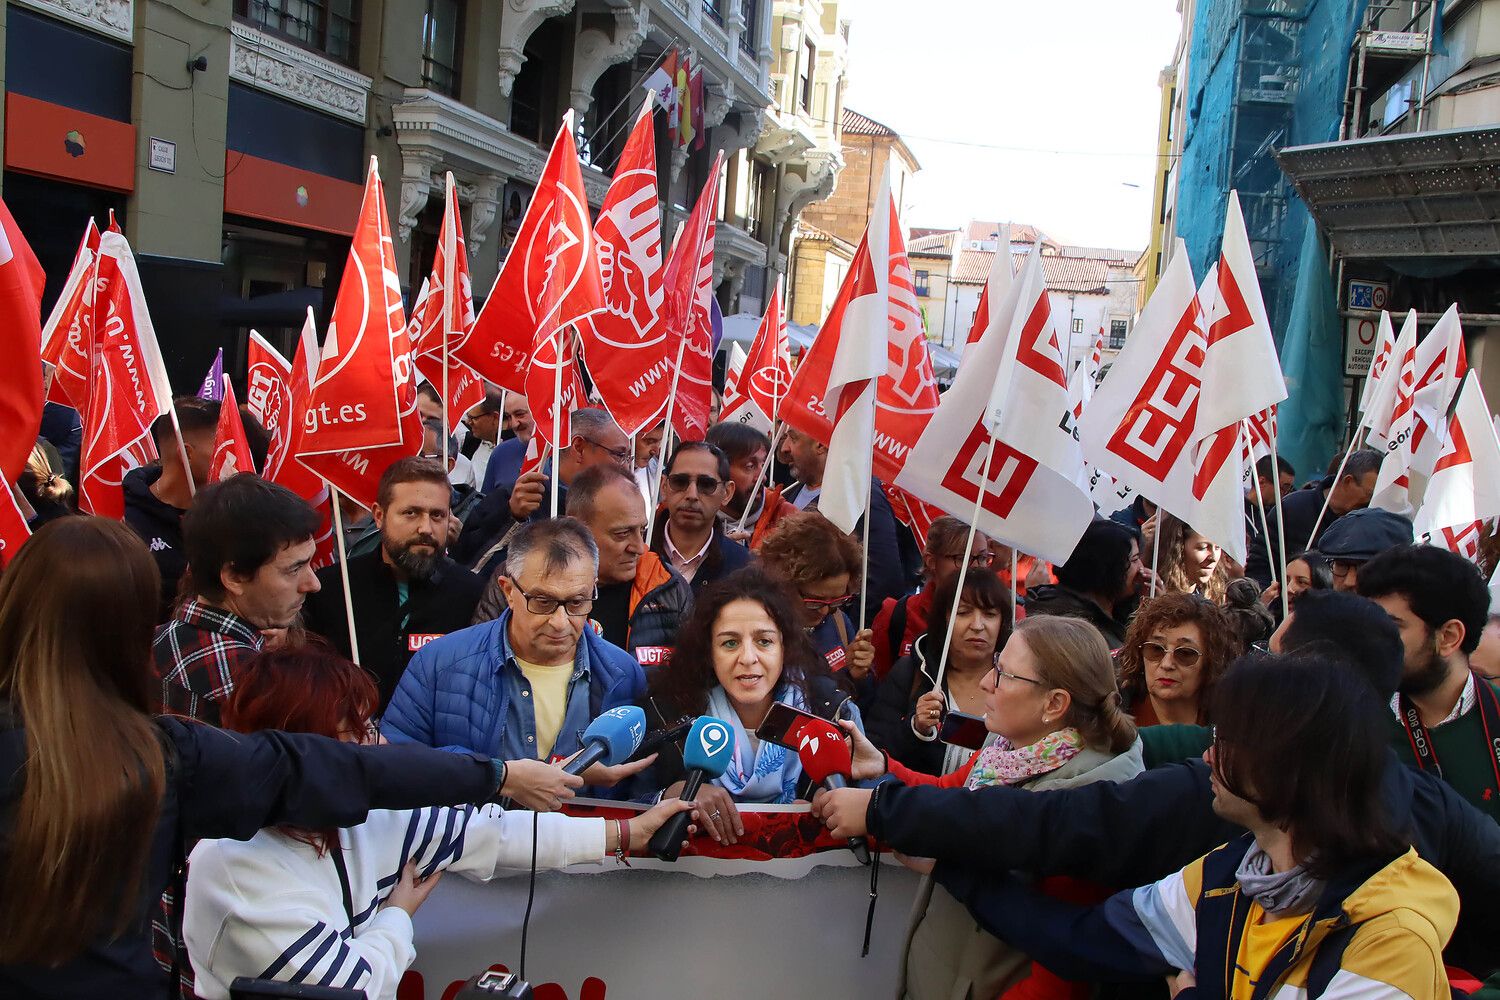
[674, 55, 694, 149]
[641, 47, 678, 113]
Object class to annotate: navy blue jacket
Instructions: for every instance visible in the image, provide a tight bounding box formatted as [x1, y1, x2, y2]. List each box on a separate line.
[871, 754, 1500, 982]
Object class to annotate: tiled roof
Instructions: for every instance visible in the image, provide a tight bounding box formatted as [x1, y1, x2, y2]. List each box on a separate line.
[842, 108, 900, 138]
[909, 227, 950, 241]
[966, 220, 1049, 245]
[951, 248, 1110, 295]
[1060, 245, 1140, 264]
[908, 230, 958, 256]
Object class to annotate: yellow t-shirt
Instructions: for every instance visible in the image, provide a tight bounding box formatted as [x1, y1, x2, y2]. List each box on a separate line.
[1231, 903, 1307, 1000]
[515, 657, 573, 760]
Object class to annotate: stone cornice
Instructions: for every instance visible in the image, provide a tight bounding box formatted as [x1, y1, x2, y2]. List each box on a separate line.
[229, 22, 372, 125]
[12, 0, 132, 43]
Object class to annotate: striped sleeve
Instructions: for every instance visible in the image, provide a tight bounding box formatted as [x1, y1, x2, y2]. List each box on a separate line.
[435, 804, 608, 879]
[185, 853, 413, 1000]
[1324, 914, 1449, 1000]
[1121, 862, 1202, 973]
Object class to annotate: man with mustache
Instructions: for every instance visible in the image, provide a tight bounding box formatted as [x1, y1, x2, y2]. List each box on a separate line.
[649, 441, 750, 597]
[303, 458, 484, 712]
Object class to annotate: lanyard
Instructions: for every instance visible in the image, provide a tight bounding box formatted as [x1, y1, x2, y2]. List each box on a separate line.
[1398, 671, 1500, 798]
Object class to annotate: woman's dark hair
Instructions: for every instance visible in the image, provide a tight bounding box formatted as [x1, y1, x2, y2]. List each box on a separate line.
[222, 643, 378, 854]
[0, 517, 167, 964]
[182, 473, 321, 601]
[1117, 592, 1241, 723]
[924, 570, 1014, 660]
[1286, 550, 1333, 593]
[651, 566, 827, 718]
[1054, 519, 1137, 598]
[1210, 653, 1406, 878]
[1222, 578, 1275, 648]
[758, 511, 863, 588]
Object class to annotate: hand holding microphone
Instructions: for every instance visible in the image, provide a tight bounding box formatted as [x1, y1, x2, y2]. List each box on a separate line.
[795, 719, 871, 864]
[563, 706, 647, 778]
[648, 716, 735, 861]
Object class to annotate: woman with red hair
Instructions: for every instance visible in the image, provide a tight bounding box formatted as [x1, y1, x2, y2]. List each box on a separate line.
[184, 644, 694, 1000]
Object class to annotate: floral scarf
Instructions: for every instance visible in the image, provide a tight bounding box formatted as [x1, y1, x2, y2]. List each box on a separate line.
[706, 685, 806, 803]
[966, 727, 1084, 789]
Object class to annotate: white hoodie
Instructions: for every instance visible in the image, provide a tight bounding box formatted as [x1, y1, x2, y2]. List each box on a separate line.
[185, 805, 606, 1000]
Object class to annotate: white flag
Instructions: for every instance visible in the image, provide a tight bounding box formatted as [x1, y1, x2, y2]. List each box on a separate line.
[1371, 305, 1467, 514]
[1412, 376, 1500, 539]
[819, 164, 894, 533]
[1359, 310, 1397, 414]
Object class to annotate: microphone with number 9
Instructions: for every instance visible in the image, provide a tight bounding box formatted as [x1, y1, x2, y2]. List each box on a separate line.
[795, 719, 871, 864]
[647, 716, 735, 861]
[563, 706, 646, 776]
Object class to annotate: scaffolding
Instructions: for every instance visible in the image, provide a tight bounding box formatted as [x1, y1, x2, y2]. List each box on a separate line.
[1344, 0, 1439, 139]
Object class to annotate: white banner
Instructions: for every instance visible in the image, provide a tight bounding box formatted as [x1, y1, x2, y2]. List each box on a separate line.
[406, 842, 920, 999]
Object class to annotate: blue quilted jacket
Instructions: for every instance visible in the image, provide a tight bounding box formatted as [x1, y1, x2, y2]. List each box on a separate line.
[381, 610, 646, 762]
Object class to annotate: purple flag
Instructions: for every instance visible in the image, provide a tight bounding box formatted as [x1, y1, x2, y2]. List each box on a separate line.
[197, 348, 224, 401]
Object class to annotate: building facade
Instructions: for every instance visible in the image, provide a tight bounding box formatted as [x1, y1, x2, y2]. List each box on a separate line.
[788, 105, 916, 325]
[932, 220, 1139, 370]
[1, 0, 831, 393]
[908, 227, 956, 340]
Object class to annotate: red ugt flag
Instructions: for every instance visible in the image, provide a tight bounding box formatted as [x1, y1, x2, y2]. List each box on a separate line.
[577, 101, 670, 436]
[662, 152, 723, 441]
[294, 158, 422, 508]
[724, 278, 793, 430]
[208, 377, 257, 481]
[79, 229, 175, 519]
[0, 198, 45, 482]
[41, 219, 100, 410]
[411, 174, 485, 428]
[457, 114, 603, 397]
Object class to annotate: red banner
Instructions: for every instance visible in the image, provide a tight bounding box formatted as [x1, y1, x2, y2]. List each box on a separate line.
[40, 219, 100, 411]
[208, 377, 257, 481]
[0, 197, 45, 482]
[661, 153, 723, 442]
[411, 176, 485, 429]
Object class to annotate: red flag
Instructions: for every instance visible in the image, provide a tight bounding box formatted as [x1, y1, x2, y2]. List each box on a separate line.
[293, 159, 421, 507]
[883, 481, 944, 551]
[690, 64, 705, 152]
[783, 179, 939, 485]
[78, 230, 175, 519]
[662, 153, 723, 441]
[0, 199, 45, 308]
[0, 485, 30, 569]
[524, 179, 596, 451]
[457, 114, 603, 397]
[40, 220, 100, 410]
[577, 102, 670, 436]
[208, 377, 257, 480]
[724, 278, 793, 429]
[246, 320, 335, 568]
[411, 174, 485, 428]
[0, 198, 45, 482]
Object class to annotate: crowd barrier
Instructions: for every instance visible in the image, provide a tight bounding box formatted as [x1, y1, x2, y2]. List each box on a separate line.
[400, 800, 921, 1000]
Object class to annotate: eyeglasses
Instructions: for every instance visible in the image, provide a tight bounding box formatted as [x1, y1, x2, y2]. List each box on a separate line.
[665, 473, 723, 495]
[1140, 641, 1203, 667]
[991, 667, 1043, 688]
[941, 550, 995, 568]
[1329, 558, 1361, 579]
[582, 438, 632, 466]
[801, 593, 855, 613]
[508, 578, 597, 617]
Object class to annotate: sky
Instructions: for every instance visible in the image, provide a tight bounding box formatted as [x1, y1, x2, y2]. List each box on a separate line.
[839, 0, 1183, 251]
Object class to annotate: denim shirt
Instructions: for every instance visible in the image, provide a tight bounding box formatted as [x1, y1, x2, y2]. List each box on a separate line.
[493, 617, 595, 763]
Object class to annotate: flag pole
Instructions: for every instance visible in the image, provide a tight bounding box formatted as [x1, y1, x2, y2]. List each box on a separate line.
[1248, 451, 1283, 616]
[1266, 423, 1291, 619]
[735, 423, 784, 533]
[325, 481, 362, 666]
[1149, 517, 1162, 598]
[550, 325, 565, 519]
[441, 172, 456, 471]
[646, 336, 690, 547]
[1009, 547, 1018, 614]
[1307, 436, 1357, 545]
[933, 436, 997, 691]
[167, 402, 198, 499]
[859, 479, 873, 632]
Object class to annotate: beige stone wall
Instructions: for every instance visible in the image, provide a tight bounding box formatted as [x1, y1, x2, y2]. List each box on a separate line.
[790, 239, 829, 326]
[802, 135, 882, 245]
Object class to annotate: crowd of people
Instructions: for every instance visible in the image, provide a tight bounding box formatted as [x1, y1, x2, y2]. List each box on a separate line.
[2, 385, 1499, 1000]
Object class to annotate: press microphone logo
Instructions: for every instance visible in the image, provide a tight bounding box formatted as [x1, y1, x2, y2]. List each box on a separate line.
[602, 706, 645, 743]
[699, 721, 731, 758]
[797, 731, 820, 756]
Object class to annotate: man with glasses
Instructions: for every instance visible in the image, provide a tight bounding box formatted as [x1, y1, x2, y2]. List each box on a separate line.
[650, 442, 751, 596]
[1315, 507, 1413, 592]
[452, 407, 632, 578]
[1246, 448, 1382, 587]
[870, 516, 992, 681]
[384, 516, 648, 785]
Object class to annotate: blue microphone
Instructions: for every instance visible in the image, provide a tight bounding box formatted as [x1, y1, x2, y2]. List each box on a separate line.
[563, 705, 646, 776]
[648, 716, 735, 861]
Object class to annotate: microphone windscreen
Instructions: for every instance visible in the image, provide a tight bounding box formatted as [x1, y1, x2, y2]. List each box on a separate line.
[579, 706, 647, 766]
[792, 718, 852, 785]
[682, 716, 735, 776]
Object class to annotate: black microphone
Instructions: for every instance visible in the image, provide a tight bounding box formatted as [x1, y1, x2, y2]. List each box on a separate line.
[647, 716, 735, 861]
[563, 706, 645, 777]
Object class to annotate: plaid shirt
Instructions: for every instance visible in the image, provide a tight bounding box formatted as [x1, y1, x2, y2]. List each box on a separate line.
[153, 598, 263, 726]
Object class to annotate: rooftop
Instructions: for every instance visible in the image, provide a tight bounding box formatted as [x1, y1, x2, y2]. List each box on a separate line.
[841, 108, 901, 138]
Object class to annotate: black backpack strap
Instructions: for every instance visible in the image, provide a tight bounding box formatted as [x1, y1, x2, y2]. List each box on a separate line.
[1304, 920, 1357, 999]
[886, 596, 908, 667]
